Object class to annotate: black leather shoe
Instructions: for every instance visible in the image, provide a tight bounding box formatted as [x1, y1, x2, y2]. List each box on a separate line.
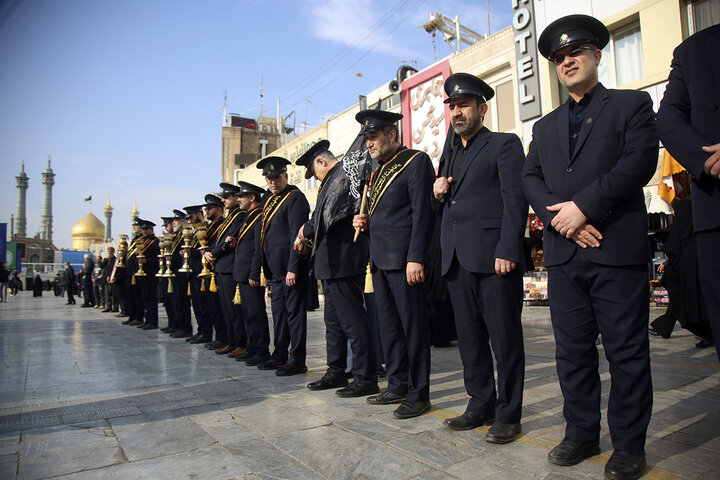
[142, 324, 158, 330]
[444, 411, 494, 431]
[245, 354, 271, 366]
[161, 327, 176, 333]
[101, 308, 112, 312]
[137, 322, 149, 328]
[307, 372, 348, 390]
[393, 400, 431, 419]
[485, 422, 521, 444]
[186, 333, 202, 342]
[335, 382, 380, 398]
[257, 359, 285, 370]
[233, 351, 254, 361]
[367, 390, 407, 405]
[170, 330, 192, 338]
[206, 341, 223, 350]
[189, 336, 211, 344]
[604, 450, 646, 480]
[275, 364, 308, 376]
[548, 438, 601, 466]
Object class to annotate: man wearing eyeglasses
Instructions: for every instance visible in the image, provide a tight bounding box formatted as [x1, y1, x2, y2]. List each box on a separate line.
[521, 14, 657, 480]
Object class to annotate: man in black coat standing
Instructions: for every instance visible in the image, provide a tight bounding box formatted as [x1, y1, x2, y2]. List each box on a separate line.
[63, 261, 76, 305]
[434, 73, 528, 443]
[296, 140, 379, 397]
[80, 254, 95, 307]
[230, 181, 271, 366]
[256, 156, 311, 376]
[656, 23, 720, 362]
[352, 110, 435, 419]
[207, 187, 246, 354]
[136, 220, 161, 329]
[521, 15, 657, 480]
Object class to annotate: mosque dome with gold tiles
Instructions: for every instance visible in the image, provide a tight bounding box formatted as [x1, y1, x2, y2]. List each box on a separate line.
[71, 208, 105, 250]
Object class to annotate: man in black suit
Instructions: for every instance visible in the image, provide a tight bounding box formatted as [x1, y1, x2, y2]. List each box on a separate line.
[352, 110, 435, 419]
[434, 73, 528, 443]
[125, 219, 146, 326]
[656, 23, 720, 361]
[256, 156, 311, 376]
[521, 15, 657, 480]
[136, 219, 161, 329]
[166, 210, 193, 338]
[207, 187, 246, 355]
[230, 181, 271, 366]
[182, 205, 213, 342]
[63, 261, 76, 305]
[296, 140, 379, 397]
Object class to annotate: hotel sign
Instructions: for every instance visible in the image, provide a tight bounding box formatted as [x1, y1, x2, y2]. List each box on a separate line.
[512, 0, 541, 121]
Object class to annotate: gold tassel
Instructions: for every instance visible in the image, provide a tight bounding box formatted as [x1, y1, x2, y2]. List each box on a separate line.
[233, 283, 242, 305]
[209, 273, 218, 292]
[364, 263, 374, 293]
[187, 282, 192, 296]
[167, 278, 173, 293]
[200, 278, 206, 292]
[131, 274, 136, 285]
[260, 267, 267, 287]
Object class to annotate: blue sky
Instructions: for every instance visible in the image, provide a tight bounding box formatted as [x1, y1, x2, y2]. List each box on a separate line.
[0, 0, 512, 250]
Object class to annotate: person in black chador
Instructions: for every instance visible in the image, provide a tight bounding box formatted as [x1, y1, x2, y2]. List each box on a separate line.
[295, 139, 379, 397]
[649, 199, 714, 348]
[33, 274, 43, 297]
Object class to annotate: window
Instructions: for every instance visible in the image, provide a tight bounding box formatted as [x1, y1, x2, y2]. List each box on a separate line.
[685, 0, 720, 35]
[598, 22, 645, 88]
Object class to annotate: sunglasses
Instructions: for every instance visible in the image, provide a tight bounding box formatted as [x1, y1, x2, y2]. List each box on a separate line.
[550, 45, 597, 65]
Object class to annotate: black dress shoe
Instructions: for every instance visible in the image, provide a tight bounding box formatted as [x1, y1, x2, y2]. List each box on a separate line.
[307, 372, 348, 390]
[485, 422, 521, 444]
[548, 438, 601, 466]
[245, 354, 270, 366]
[81, 304, 92, 308]
[444, 411, 494, 430]
[275, 364, 308, 376]
[393, 400, 431, 419]
[186, 333, 202, 342]
[142, 324, 158, 330]
[335, 382, 380, 398]
[160, 326, 176, 333]
[101, 308, 112, 312]
[233, 351, 254, 361]
[604, 450, 646, 480]
[189, 336, 211, 344]
[366, 390, 407, 405]
[257, 359, 285, 370]
[206, 341, 223, 350]
[137, 322, 149, 328]
[170, 330, 192, 338]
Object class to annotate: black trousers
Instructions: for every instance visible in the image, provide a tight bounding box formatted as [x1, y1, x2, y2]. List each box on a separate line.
[446, 257, 524, 423]
[83, 283, 94, 306]
[239, 281, 270, 357]
[696, 228, 720, 362]
[173, 274, 192, 334]
[162, 278, 176, 328]
[126, 277, 144, 322]
[323, 276, 377, 386]
[189, 275, 210, 338]
[269, 276, 307, 366]
[205, 288, 224, 342]
[66, 285, 75, 304]
[217, 272, 244, 347]
[372, 268, 430, 403]
[137, 276, 158, 326]
[548, 251, 652, 452]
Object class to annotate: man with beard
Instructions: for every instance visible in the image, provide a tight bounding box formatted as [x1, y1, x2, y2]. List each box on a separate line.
[352, 110, 434, 419]
[125, 219, 146, 325]
[434, 73, 528, 443]
[136, 219, 161, 330]
[522, 15, 657, 479]
[103, 246, 118, 313]
[256, 156, 311, 376]
[295, 140, 379, 397]
[206, 187, 247, 356]
[230, 181, 271, 366]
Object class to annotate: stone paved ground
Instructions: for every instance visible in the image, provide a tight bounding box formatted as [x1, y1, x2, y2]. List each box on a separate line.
[0, 292, 718, 479]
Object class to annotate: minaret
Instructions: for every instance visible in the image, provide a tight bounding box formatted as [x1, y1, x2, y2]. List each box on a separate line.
[40, 155, 55, 242]
[14, 160, 29, 238]
[130, 201, 139, 223]
[104, 196, 113, 242]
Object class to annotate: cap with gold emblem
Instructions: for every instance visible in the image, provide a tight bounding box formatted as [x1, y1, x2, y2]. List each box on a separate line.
[161, 216, 174, 226]
[183, 205, 204, 215]
[140, 219, 156, 229]
[256, 156, 290, 176]
[443, 73, 495, 104]
[538, 14, 609, 60]
[295, 139, 331, 179]
[355, 109, 403, 133]
[235, 181, 266, 198]
[172, 209, 187, 220]
[204, 194, 223, 208]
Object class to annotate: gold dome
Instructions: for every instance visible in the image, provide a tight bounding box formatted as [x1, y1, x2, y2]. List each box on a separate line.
[72, 212, 105, 239]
